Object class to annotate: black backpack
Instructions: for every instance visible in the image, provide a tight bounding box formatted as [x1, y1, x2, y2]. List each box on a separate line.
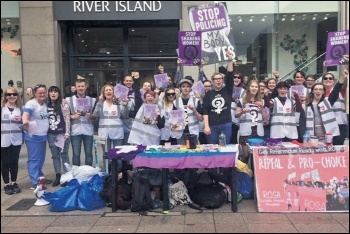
[130, 177, 152, 212]
[188, 183, 226, 209]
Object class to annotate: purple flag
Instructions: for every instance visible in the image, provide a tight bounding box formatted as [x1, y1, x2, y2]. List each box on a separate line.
[325, 30, 349, 66]
[178, 31, 202, 66]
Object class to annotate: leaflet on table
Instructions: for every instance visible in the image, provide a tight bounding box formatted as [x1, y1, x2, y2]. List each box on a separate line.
[76, 97, 91, 113]
[146, 145, 163, 151]
[114, 84, 129, 100]
[143, 104, 158, 124]
[169, 109, 186, 131]
[154, 73, 168, 88]
[192, 81, 205, 98]
[219, 144, 238, 152]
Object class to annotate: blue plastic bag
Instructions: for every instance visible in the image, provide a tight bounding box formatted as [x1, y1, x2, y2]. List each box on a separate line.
[43, 179, 81, 212]
[236, 171, 254, 199]
[42, 174, 106, 212]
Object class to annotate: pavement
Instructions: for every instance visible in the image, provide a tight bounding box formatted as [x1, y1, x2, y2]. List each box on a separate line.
[1, 143, 349, 233]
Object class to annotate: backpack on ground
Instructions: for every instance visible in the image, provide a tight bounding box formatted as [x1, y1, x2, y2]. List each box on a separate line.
[188, 183, 226, 209]
[130, 177, 152, 212]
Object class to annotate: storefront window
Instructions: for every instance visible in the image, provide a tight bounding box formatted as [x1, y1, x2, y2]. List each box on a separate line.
[225, 1, 339, 80]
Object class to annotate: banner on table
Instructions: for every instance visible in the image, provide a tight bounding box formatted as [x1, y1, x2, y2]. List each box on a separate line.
[188, 2, 236, 65]
[253, 145, 349, 212]
[325, 30, 349, 66]
[178, 31, 202, 66]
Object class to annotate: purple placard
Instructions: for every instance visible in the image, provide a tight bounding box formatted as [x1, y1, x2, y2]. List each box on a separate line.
[143, 104, 158, 124]
[76, 98, 91, 112]
[188, 4, 228, 32]
[178, 31, 202, 66]
[169, 109, 186, 131]
[291, 85, 305, 97]
[325, 30, 349, 66]
[192, 81, 205, 97]
[232, 87, 243, 100]
[188, 3, 236, 65]
[154, 73, 168, 88]
[114, 84, 129, 100]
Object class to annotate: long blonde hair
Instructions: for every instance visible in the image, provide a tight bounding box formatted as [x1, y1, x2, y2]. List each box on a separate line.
[242, 80, 262, 104]
[100, 84, 115, 100]
[2, 87, 22, 108]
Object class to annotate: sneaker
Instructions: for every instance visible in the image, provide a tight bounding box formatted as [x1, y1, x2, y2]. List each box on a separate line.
[30, 184, 37, 190]
[4, 185, 14, 195]
[12, 183, 21, 194]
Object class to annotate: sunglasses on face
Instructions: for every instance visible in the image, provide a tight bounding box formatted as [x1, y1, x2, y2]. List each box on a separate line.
[323, 77, 333, 81]
[5, 93, 18, 97]
[166, 93, 175, 97]
[233, 76, 241, 79]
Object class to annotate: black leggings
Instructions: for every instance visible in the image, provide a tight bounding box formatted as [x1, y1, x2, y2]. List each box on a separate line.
[1, 145, 21, 184]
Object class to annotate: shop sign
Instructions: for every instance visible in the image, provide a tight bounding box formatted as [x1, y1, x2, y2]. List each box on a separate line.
[54, 1, 181, 20]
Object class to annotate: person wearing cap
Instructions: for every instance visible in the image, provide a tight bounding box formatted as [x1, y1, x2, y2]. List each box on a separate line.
[173, 78, 203, 145]
[265, 81, 304, 142]
[202, 50, 235, 144]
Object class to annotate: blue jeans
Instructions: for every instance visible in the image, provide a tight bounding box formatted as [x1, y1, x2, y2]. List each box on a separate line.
[206, 122, 232, 145]
[71, 134, 93, 166]
[47, 134, 70, 174]
[25, 140, 46, 185]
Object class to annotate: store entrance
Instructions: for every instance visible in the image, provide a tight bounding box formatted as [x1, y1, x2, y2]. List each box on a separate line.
[63, 20, 179, 91]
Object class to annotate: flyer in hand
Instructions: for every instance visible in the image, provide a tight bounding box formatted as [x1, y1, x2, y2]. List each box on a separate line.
[192, 81, 205, 98]
[232, 87, 243, 100]
[114, 84, 129, 100]
[76, 97, 91, 113]
[154, 73, 168, 88]
[143, 104, 158, 124]
[169, 109, 186, 131]
[290, 85, 305, 97]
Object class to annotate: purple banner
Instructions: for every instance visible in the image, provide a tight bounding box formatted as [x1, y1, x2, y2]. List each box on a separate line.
[188, 2, 236, 65]
[178, 31, 202, 66]
[325, 30, 349, 66]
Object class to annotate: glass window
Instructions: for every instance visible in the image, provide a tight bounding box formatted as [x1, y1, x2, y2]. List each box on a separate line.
[225, 1, 339, 80]
[128, 27, 178, 55]
[74, 28, 123, 55]
[74, 57, 124, 69]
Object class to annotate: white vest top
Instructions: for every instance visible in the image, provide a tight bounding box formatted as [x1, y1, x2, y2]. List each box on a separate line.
[305, 100, 340, 136]
[174, 96, 200, 136]
[128, 104, 161, 145]
[270, 97, 298, 139]
[238, 99, 264, 137]
[94, 101, 124, 140]
[67, 95, 96, 136]
[325, 87, 348, 125]
[1, 106, 23, 147]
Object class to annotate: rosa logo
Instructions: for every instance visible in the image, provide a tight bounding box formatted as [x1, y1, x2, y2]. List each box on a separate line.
[286, 108, 291, 113]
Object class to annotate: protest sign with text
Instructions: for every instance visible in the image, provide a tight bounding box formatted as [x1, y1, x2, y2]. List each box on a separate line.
[325, 30, 349, 66]
[178, 31, 202, 66]
[188, 2, 236, 65]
